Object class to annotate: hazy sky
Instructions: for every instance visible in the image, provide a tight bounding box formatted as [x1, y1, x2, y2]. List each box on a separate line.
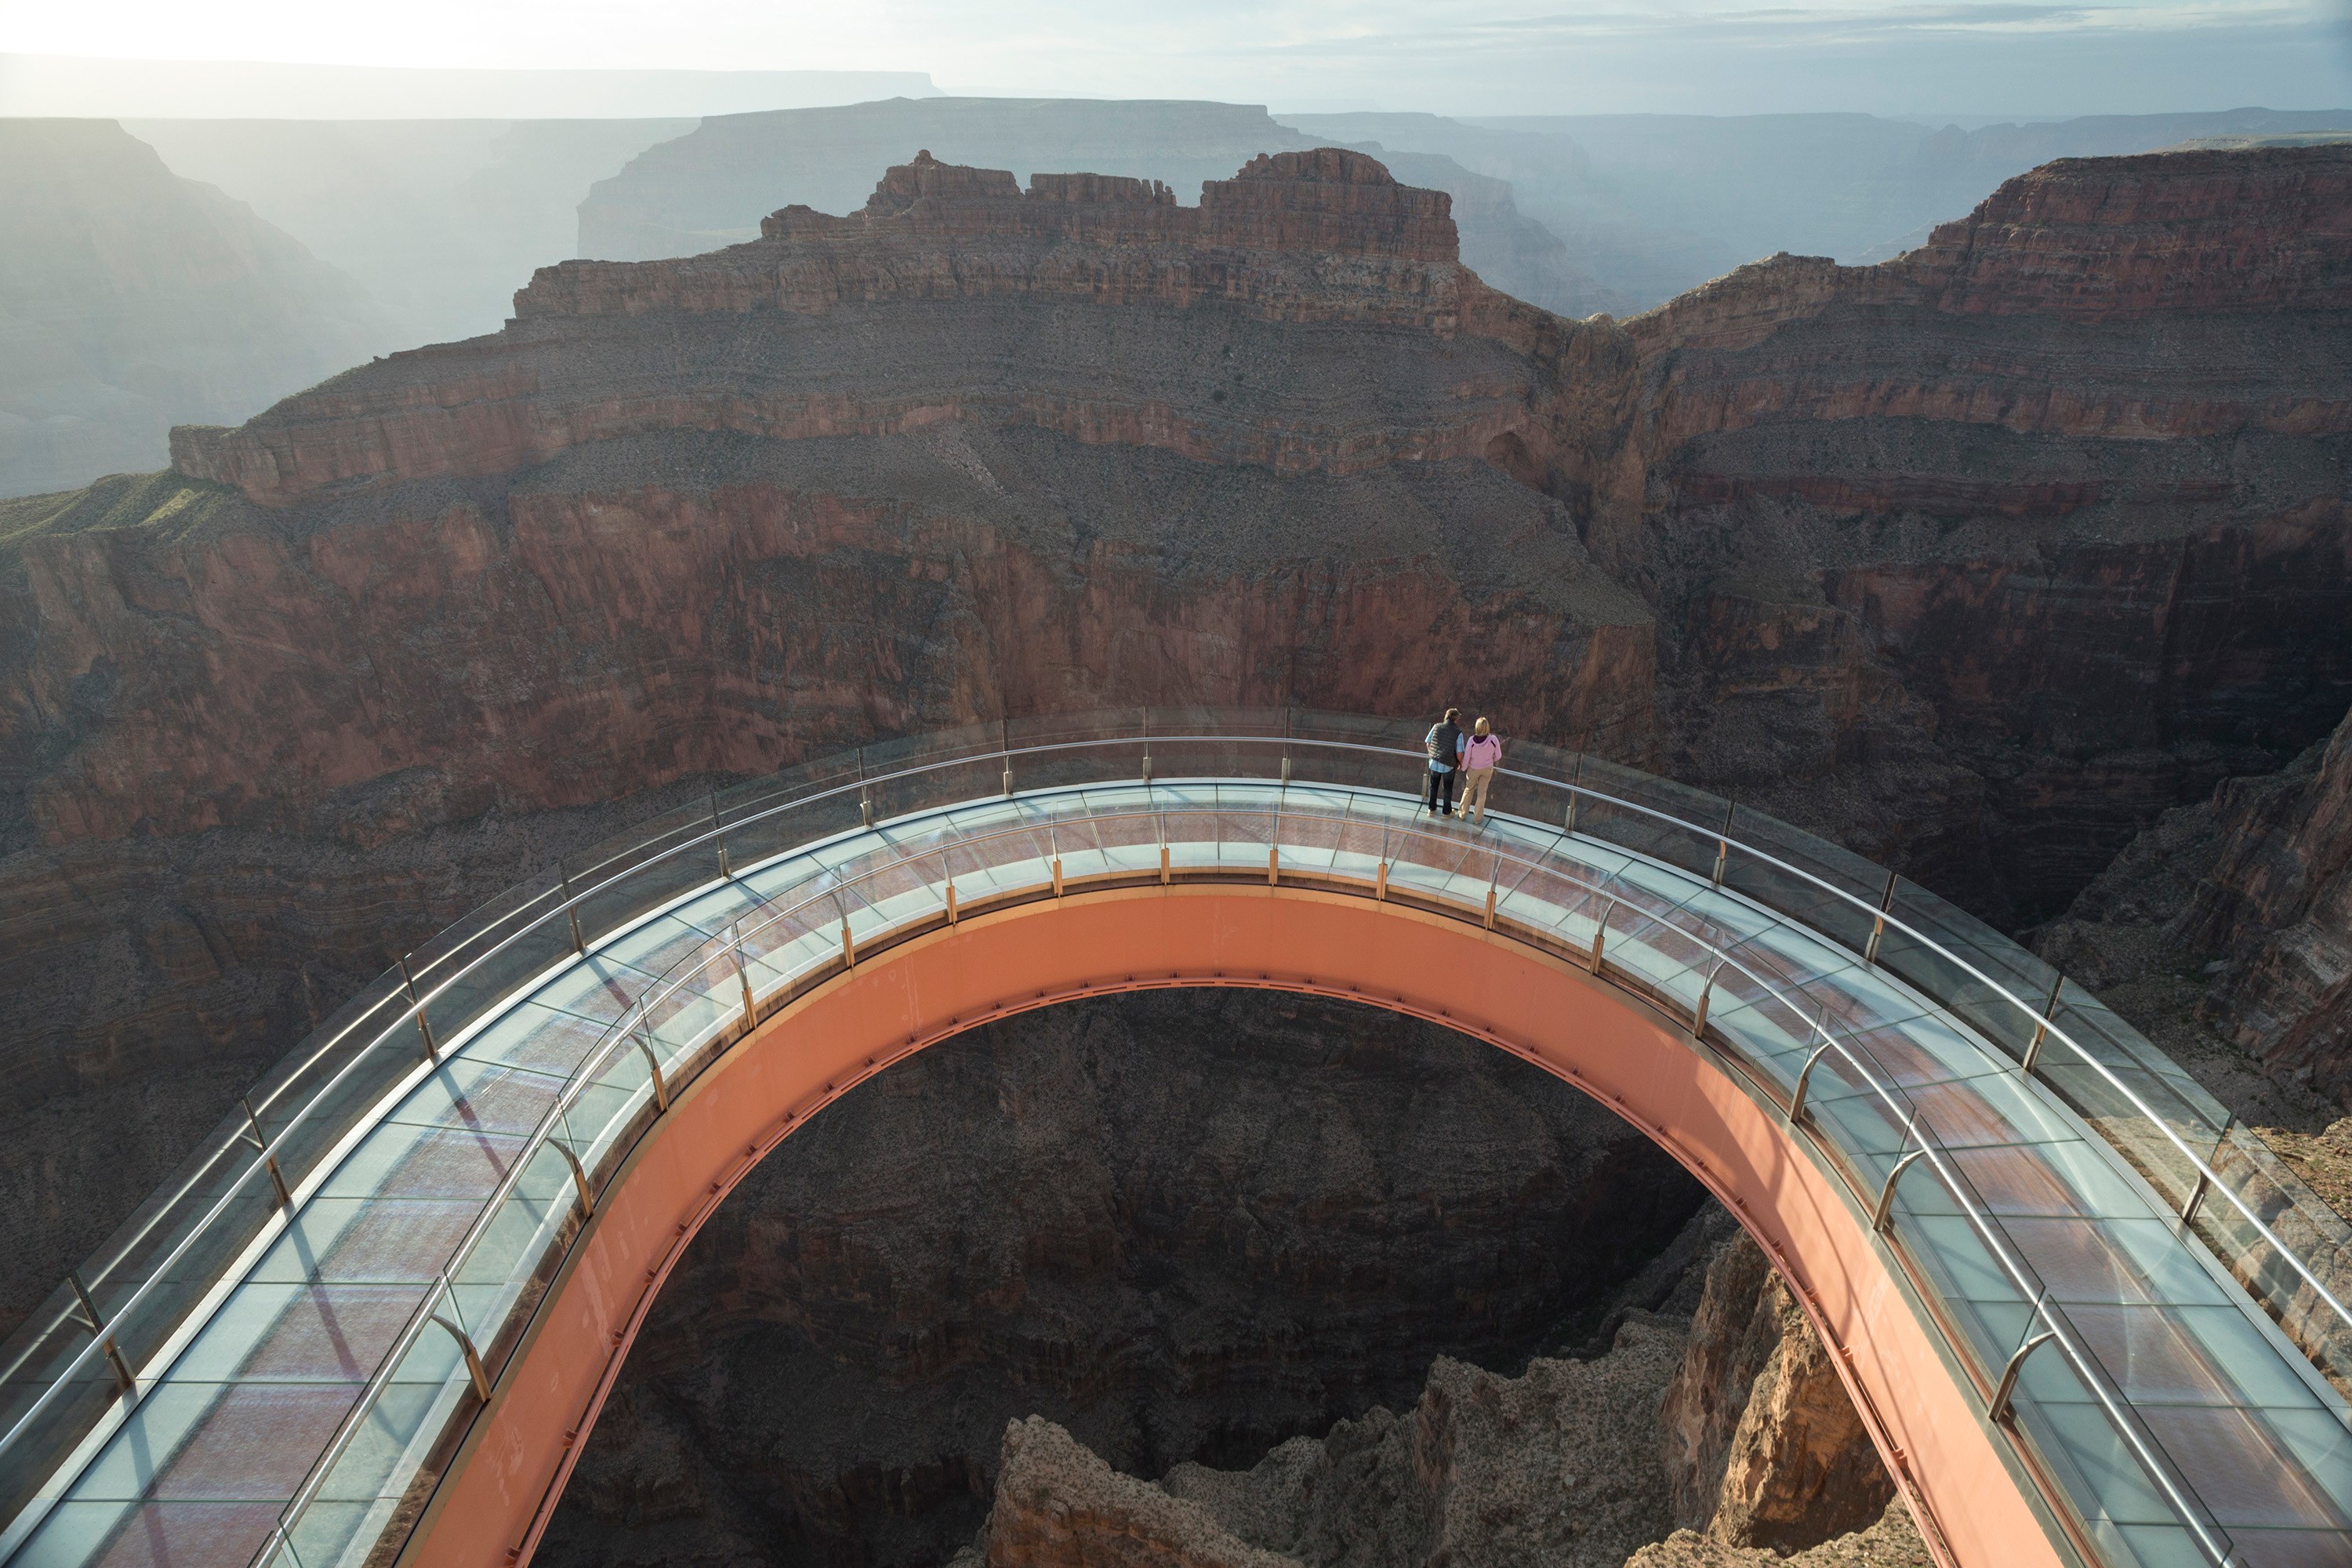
[5, 0, 2350, 118]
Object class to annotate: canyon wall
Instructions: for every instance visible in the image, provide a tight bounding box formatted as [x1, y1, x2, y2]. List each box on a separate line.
[5, 143, 2351, 1343]
[1302, 107, 2352, 307]
[0, 119, 390, 497]
[574, 99, 1628, 320]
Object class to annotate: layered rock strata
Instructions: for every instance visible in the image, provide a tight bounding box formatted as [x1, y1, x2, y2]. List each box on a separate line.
[5, 141, 2352, 1419]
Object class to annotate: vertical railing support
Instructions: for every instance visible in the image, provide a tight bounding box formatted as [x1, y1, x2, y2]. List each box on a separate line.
[1712, 800, 1733, 886]
[550, 1138, 595, 1221]
[238, 1096, 293, 1210]
[711, 791, 733, 877]
[1864, 869, 1898, 966]
[1001, 718, 1014, 797]
[1588, 897, 1616, 973]
[399, 954, 437, 1062]
[1873, 1128, 1929, 1232]
[1692, 960, 1722, 1040]
[561, 864, 586, 955]
[2181, 1117, 2232, 1223]
[1141, 705, 1152, 783]
[858, 747, 873, 829]
[67, 1271, 135, 1393]
[631, 1026, 671, 1113]
[730, 926, 755, 1025]
[1990, 1327, 2058, 1425]
[1564, 752, 1585, 834]
[946, 877, 960, 924]
[427, 1290, 493, 1403]
[1053, 856, 1065, 898]
[1788, 1038, 1835, 1125]
[1376, 860, 1390, 901]
[2021, 970, 2067, 1076]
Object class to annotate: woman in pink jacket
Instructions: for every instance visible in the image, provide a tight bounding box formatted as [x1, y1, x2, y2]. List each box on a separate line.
[1457, 717, 1503, 825]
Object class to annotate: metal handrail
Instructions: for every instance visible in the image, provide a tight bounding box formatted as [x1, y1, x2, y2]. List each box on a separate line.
[6, 717, 2338, 1552]
[16, 722, 2339, 1417]
[272, 793, 2235, 1566]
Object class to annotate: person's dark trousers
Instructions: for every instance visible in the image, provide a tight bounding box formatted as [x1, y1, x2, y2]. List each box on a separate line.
[1426, 768, 1456, 815]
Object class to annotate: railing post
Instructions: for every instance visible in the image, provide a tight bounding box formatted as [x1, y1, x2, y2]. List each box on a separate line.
[238, 1097, 293, 1210]
[1788, 1038, 1834, 1125]
[946, 876, 960, 924]
[1990, 1327, 2059, 1425]
[398, 953, 438, 1062]
[66, 1272, 135, 1393]
[1864, 869, 1897, 966]
[2021, 970, 2066, 1075]
[1268, 844, 1279, 886]
[631, 1024, 670, 1113]
[550, 1138, 595, 1221]
[1001, 718, 1014, 797]
[1376, 860, 1389, 901]
[1141, 704, 1152, 784]
[730, 925, 755, 1026]
[2181, 1116, 2233, 1223]
[1281, 706, 1293, 786]
[1485, 852, 1499, 929]
[1712, 800, 1733, 886]
[1053, 856, 1066, 898]
[858, 748, 873, 829]
[561, 862, 586, 955]
[711, 791, 733, 877]
[1873, 1126, 1929, 1232]
[426, 1286, 492, 1403]
[1589, 896, 1616, 972]
[1564, 752, 1584, 834]
[1692, 959, 1722, 1040]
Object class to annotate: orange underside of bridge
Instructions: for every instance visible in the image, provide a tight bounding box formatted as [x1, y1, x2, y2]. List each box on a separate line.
[404, 884, 2066, 1568]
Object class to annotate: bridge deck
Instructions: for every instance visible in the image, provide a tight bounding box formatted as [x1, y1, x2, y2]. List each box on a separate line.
[4, 760, 2348, 1568]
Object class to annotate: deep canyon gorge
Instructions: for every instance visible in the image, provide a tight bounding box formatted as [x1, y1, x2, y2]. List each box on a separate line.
[4, 137, 2351, 1567]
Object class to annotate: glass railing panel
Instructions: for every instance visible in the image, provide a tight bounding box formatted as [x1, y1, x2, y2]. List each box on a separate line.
[411, 918, 583, 1057]
[522, 953, 666, 1031]
[445, 1148, 577, 1349]
[1288, 711, 1425, 753]
[280, 1317, 472, 1568]
[862, 753, 1005, 829]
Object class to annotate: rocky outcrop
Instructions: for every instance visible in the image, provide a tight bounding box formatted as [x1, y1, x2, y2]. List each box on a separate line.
[573, 98, 1623, 321]
[1158, 1323, 1693, 1568]
[536, 993, 1708, 1567]
[920, 1214, 1911, 1568]
[0, 118, 389, 497]
[1623, 1501, 1930, 1568]
[2038, 703, 2352, 1111]
[2176, 713, 2352, 1102]
[1657, 1236, 1892, 1552]
[976, 1418, 1290, 1568]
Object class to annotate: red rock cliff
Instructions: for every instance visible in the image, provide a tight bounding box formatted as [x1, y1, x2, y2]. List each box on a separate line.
[5, 144, 2352, 1327]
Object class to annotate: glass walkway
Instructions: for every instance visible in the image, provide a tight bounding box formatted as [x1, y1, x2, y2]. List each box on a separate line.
[0, 712, 2346, 1568]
